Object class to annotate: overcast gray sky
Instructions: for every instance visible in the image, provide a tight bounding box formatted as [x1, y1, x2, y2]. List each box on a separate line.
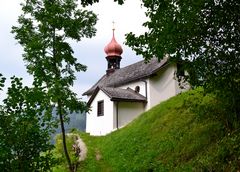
[0, 0, 147, 102]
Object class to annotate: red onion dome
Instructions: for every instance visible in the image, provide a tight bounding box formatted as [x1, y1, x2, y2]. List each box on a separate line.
[104, 31, 123, 57]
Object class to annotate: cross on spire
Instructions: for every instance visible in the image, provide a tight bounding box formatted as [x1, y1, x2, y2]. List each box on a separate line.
[112, 21, 115, 36]
[112, 21, 115, 31]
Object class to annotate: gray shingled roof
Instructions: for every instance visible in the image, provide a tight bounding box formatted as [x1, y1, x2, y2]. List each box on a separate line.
[102, 87, 147, 102]
[83, 58, 168, 96]
[87, 87, 147, 105]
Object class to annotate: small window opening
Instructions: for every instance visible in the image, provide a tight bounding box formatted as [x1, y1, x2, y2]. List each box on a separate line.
[97, 100, 104, 116]
[135, 86, 140, 93]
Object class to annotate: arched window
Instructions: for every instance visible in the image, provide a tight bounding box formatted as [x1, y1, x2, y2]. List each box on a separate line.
[135, 86, 140, 93]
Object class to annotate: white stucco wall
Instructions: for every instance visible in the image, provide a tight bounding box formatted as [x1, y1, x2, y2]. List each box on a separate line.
[119, 81, 147, 97]
[147, 64, 177, 110]
[86, 90, 114, 136]
[113, 102, 145, 129]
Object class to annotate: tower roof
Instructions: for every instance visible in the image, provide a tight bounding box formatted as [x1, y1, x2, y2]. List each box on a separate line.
[104, 29, 123, 57]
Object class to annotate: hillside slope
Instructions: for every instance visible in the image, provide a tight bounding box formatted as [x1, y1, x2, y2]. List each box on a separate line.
[61, 89, 240, 171]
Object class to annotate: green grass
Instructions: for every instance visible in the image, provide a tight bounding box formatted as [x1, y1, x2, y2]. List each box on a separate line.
[52, 133, 80, 171]
[54, 88, 240, 171]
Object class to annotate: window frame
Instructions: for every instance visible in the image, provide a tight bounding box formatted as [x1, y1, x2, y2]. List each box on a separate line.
[97, 100, 104, 117]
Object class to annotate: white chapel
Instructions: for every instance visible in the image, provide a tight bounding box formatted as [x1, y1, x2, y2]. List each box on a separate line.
[83, 30, 187, 136]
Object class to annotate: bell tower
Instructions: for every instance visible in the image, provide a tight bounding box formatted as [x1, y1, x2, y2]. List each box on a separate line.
[104, 24, 123, 75]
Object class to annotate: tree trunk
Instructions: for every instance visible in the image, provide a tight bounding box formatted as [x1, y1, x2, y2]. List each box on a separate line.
[52, 25, 73, 171]
[58, 99, 73, 172]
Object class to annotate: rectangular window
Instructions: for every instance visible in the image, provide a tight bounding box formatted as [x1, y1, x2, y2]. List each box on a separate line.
[97, 100, 104, 116]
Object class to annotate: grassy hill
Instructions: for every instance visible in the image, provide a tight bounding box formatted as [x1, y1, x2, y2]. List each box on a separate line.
[54, 89, 240, 171]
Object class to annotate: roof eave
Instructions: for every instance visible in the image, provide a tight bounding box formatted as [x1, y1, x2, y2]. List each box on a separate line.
[86, 87, 100, 106]
[110, 97, 147, 103]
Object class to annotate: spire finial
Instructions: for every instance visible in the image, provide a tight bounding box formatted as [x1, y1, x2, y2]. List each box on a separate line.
[112, 21, 115, 35]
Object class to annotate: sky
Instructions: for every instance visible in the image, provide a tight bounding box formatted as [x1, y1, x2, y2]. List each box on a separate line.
[0, 0, 147, 102]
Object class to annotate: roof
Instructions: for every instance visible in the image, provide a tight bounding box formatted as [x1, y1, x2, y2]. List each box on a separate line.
[83, 57, 169, 96]
[87, 87, 147, 106]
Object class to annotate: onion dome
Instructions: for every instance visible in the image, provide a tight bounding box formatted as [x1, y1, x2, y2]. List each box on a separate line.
[104, 30, 123, 57]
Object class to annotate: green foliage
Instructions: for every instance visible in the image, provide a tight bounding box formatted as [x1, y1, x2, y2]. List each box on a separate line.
[0, 73, 6, 91]
[76, 89, 240, 171]
[215, 131, 240, 171]
[12, 0, 97, 170]
[80, 0, 125, 6]
[12, 0, 97, 115]
[53, 133, 81, 171]
[183, 88, 239, 129]
[12, 0, 97, 92]
[0, 76, 55, 171]
[126, 0, 240, 126]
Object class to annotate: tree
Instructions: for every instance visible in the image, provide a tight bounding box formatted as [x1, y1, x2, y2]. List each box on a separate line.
[12, 0, 97, 171]
[0, 73, 5, 92]
[126, 0, 240, 128]
[80, 0, 125, 6]
[0, 77, 55, 171]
